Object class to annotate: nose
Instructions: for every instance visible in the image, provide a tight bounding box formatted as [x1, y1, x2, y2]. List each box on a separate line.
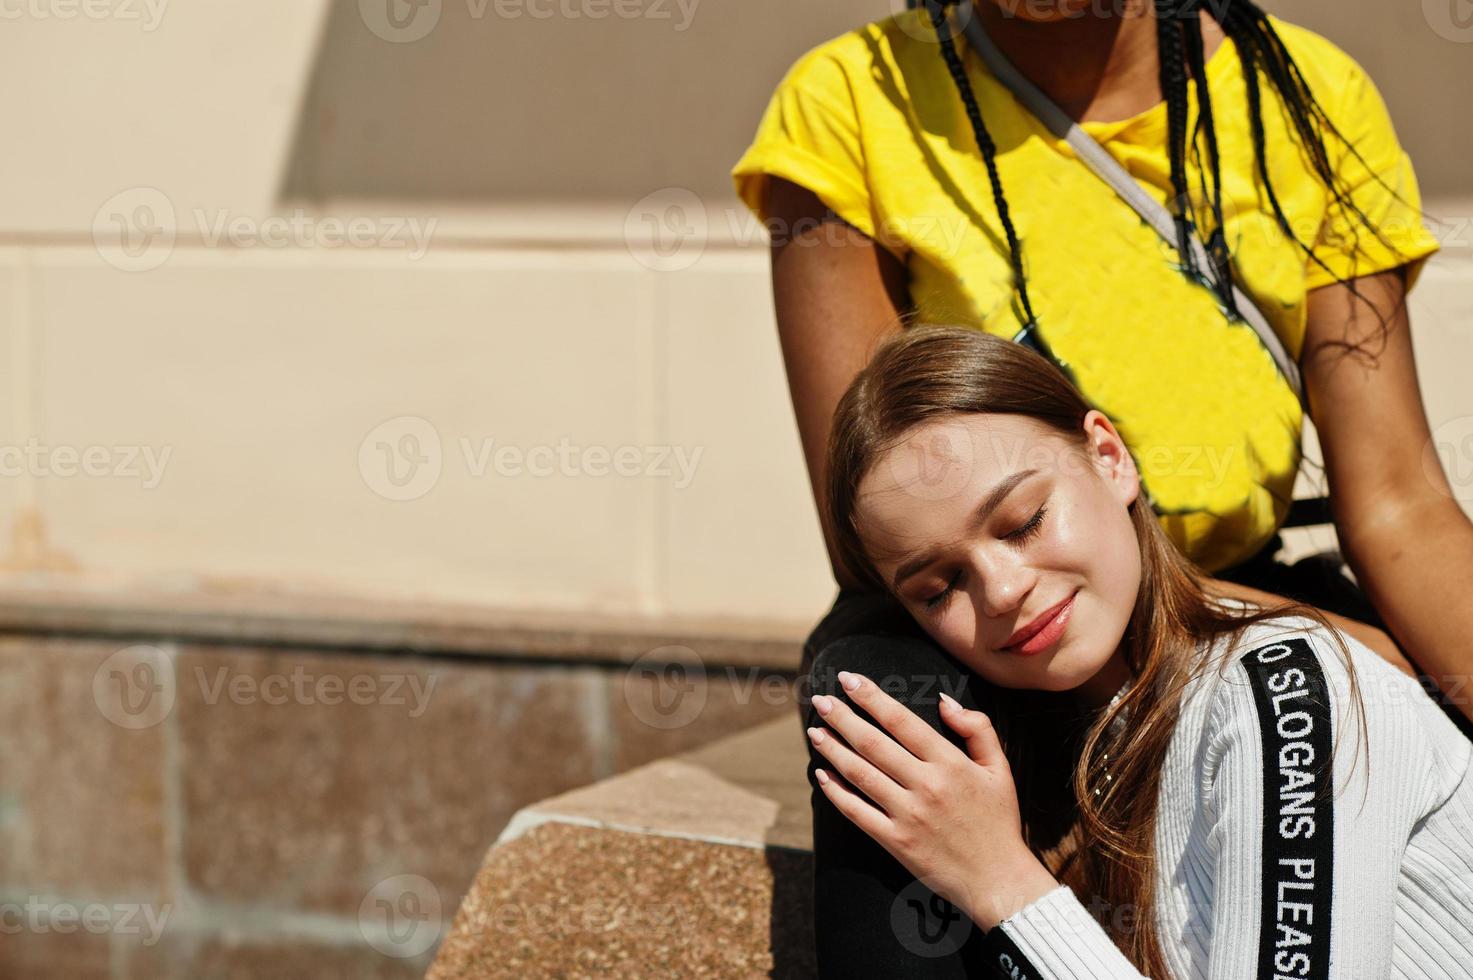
[964, 545, 1036, 622]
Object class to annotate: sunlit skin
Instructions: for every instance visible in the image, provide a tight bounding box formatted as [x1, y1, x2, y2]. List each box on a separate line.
[856, 409, 1140, 707]
[805, 409, 1151, 930]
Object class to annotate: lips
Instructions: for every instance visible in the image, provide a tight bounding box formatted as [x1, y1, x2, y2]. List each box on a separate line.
[1001, 588, 1079, 652]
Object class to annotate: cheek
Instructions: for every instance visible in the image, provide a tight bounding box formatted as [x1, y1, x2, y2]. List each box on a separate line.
[1051, 489, 1142, 620]
[923, 604, 975, 662]
[1084, 504, 1143, 615]
[1039, 492, 1109, 565]
[915, 605, 1006, 683]
[919, 602, 1037, 689]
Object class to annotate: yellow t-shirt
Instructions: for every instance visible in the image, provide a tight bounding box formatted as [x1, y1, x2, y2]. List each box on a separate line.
[731, 10, 1440, 574]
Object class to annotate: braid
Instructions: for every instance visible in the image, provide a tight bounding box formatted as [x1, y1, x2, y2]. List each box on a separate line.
[904, 0, 1416, 352]
[919, 0, 1049, 348]
[1177, 2, 1240, 318]
[1153, 0, 1204, 287]
[1216, 0, 1409, 332]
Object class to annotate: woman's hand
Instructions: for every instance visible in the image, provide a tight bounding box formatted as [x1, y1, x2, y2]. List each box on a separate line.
[807, 670, 1060, 930]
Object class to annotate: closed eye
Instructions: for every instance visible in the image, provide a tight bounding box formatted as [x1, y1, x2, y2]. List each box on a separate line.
[1007, 504, 1048, 544]
[922, 504, 1048, 610]
[924, 569, 962, 610]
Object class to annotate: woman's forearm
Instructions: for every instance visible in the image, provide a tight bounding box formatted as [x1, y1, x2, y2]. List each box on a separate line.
[1341, 495, 1473, 722]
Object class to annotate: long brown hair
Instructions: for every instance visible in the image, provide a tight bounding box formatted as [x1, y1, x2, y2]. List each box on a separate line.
[825, 324, 1368, 976]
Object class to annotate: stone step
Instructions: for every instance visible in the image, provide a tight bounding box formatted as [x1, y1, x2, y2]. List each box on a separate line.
[427, 716, 815, 979]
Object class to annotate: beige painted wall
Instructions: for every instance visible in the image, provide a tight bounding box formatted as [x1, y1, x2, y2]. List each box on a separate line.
[0, 0, 1468, 626]
[289, 0, 1473, 205]
[3, 0, 1467, 225]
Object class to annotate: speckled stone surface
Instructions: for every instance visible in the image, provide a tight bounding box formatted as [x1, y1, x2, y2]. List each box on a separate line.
[427, 823, 814, 980]
[427, 717, 816, 978]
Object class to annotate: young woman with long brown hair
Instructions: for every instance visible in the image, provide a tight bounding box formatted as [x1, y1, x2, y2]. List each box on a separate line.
[804, 324, 1473, 977]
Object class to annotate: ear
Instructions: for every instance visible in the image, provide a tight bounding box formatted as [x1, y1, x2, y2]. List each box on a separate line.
[1081, 410, 1140, 508]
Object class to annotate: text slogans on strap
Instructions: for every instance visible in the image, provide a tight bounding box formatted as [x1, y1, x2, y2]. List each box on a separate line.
[1242, 636, 1335, 980]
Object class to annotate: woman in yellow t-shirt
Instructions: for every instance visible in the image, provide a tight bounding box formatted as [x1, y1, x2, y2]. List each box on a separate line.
[731, 0, 1473, 972]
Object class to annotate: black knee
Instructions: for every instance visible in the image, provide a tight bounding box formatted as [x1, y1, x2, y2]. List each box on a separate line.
[803, 632, 981, 766]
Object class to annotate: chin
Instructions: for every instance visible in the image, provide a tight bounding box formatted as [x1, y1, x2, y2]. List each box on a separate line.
[1021, 643, 1112, 692]
[987, 668, 1083, 694]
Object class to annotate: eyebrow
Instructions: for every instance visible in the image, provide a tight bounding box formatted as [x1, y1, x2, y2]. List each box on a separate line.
[889, 468, 1040, 592]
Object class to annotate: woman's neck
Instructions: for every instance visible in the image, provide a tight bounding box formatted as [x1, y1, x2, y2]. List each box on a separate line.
[1071, 645, 1134, 712]
[971, 0, 1224, 125]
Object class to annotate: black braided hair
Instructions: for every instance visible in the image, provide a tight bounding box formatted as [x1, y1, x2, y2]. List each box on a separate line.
[1157, 0, 1240, 317]
[1154, 0, 1196, 271]
[919, 1, 1043, 340]
[908, 0, 1415, 345]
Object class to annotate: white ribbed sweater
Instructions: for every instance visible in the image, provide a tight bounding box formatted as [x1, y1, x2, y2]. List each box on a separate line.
[990, 610, 1473, 979]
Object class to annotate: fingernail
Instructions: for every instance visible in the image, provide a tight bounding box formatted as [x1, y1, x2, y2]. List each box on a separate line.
[939, 691, 959, 710]
[815, 768, 830, 786]
[813, 694, 832, 716]
[806, 726, 825, 745]
[838, 671, 860, 692]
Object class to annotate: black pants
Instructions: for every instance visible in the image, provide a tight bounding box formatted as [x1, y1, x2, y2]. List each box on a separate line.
[796, 534, 1467, 976]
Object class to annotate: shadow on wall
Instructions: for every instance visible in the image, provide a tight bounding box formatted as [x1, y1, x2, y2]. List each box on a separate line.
[277, 0, 896, 205]
[277, 0, 1472, 209]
